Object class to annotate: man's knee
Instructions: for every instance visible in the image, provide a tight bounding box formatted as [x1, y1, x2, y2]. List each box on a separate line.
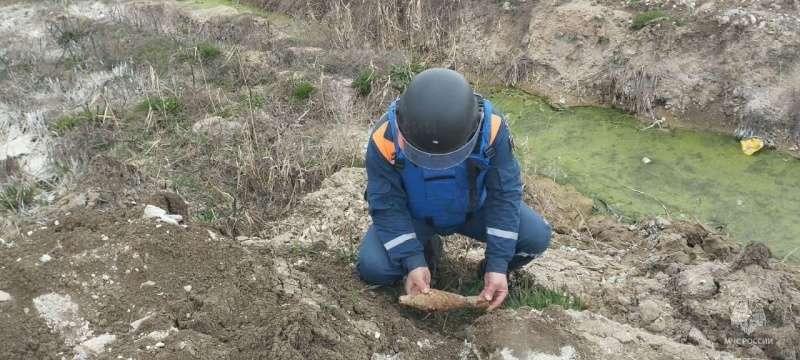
[356, 228, 404, 285]
[356, 256, 403, 285]
[530, 221, 552, 254]
[518, 208, 552, 256]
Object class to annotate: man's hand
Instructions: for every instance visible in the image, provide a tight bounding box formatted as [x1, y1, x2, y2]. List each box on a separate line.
[480, 272, 509, 311]
[405, 267, 431, 296]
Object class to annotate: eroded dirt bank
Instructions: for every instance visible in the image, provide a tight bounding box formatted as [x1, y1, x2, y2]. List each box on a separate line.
[246, 0, 800, 153]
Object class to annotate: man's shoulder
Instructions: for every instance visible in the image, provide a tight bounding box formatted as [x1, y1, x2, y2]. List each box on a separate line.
[490, 106, 507, 121]
[370, 113, 389, 133]
[368, 113, 396, 164]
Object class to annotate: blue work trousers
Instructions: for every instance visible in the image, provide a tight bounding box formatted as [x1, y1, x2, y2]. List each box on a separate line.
[356, 202, 551, 285]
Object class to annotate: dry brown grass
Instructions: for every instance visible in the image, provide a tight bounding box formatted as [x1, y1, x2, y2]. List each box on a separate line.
[503, 53, 536, 87]
[0, 3, 369, 237]
[112, 40, 365, 236]
[245, 0, 466, 59]
[328, 0, 465, 55]
[605, 65, 659, 119]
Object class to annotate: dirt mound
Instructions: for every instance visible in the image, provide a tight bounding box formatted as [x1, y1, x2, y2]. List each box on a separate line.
[526, 215, 800, 359]
[524, 175, 594, 235]
[256, 167, 368, 251]
[0, 200, 464, 359]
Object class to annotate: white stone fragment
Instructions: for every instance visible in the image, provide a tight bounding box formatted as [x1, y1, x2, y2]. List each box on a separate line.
[73, 333, 116, 358]
[142, 205, 183, 226]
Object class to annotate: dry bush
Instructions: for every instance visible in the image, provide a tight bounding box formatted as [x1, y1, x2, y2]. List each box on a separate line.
[245, 0, 466, 57]
[183, 91, 364, 235]
[45, 16, 96, 57]
[327, 0, 465, 55]
[504, 53, 536, 87]
[110, 4, 276, 52]
[605, 65, 659, 119]
[242, 0, 331, 19]
[735, 106, 780, 147]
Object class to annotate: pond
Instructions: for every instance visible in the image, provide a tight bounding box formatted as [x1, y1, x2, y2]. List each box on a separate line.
[488, 89, 800, 261]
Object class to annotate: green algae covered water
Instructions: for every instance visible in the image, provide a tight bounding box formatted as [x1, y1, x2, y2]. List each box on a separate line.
[488, 89, 800, 260]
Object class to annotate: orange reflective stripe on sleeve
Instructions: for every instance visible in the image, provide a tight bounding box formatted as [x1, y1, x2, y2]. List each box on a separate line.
[371, 122, 396, 164]
[489, 114, 503, 145]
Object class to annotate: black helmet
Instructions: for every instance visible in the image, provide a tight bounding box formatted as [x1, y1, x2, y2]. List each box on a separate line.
[396, 68, 481, 169]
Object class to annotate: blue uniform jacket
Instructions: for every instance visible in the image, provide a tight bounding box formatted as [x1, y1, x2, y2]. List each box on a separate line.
[365, 111, 522, 275]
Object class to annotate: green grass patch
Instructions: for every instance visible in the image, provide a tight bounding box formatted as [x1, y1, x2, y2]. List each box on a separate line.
[170, 175, 199, 191]
[351, 69, 375, 96]
[292, 81, 315, 100]
[138, 96, 183, 116]
[239, 94, 266, 108]
[631, 10, 669, 30]
[433, 256, 585, 311]
[0, 182, 36, 212]
[197, 42, 221, 61]
[194, 208, 218, 223]
[52, 107, 105, 134]
[288, 242, 319, 256]
[505, 278, 586, 310]
[389, 63, 427, 92]
[335, 244, 358, 265]
[53, 115, 84, 133]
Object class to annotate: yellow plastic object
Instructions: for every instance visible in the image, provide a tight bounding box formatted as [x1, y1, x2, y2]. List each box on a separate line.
[740, 137, 764, 156]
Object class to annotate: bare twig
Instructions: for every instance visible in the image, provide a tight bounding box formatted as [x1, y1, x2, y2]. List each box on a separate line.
[640, 118, 664, 131]
[623, 184, 670, 217]
[781, 247, 799, 264]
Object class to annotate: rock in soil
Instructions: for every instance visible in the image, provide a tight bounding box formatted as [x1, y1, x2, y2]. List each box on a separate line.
[470, 307, 737, 360]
